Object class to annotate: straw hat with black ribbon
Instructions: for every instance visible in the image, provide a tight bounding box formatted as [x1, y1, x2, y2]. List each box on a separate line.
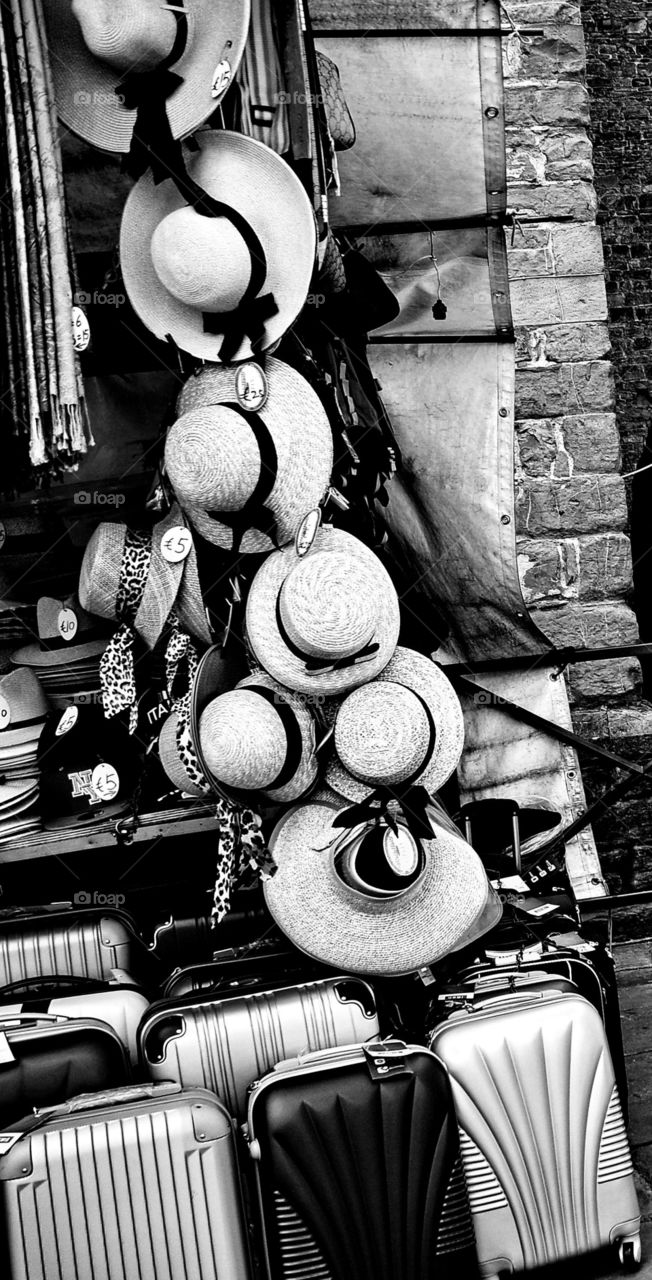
[167, 358, 334, 554]
[120, 130, 316, 363]
[324, 646, 465, 841]
[245, 525, 401, 697]
[264, 790, 502, 976]
[79, 506, 212, 731]
[43, 0, 250, 157]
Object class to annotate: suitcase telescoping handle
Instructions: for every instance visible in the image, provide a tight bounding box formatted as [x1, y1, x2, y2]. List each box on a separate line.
[0, 1083, 184, 1155]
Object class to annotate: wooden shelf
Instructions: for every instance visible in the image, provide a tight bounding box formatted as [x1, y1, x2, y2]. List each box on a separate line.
[0, 803, 218, 864]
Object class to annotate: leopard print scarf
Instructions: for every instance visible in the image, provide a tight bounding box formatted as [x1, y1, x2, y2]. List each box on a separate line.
[212, 799, 276, 924]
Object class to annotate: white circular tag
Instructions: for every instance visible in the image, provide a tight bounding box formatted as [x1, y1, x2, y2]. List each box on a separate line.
[71, 306, 91, 353]
[235, 363, 269, 412]
[57, 608, 78, 642]
[211, 58, 232, 98]
[0, 522, 6, 552]
[160, 526, 193, 563]
[56, 705, 78, 736]
[0, 694, 11, 728]
[383, 827, 420, 878]
[91, 762, 120, 802]
[295, 508, 321, 558]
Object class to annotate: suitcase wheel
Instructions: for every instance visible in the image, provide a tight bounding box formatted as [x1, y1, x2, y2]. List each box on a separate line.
[619, 1235, 642, 1272]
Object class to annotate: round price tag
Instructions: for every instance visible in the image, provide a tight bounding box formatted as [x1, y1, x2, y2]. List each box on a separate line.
[295, 508, 321, 558]
[57, 608, 78, 642]
[0, 694, 11, 727]
[71, 306, 91, 353]
[56, 705, 78, 736]
[160, 526, 193, 564]
[235, 363, 269, 412]
[211, 58, 232, 98]
[91, 762, 120, 802]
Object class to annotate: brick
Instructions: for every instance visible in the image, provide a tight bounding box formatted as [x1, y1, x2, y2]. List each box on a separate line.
[508, 2, 582, 25]
[515, 474, 627, 535]
[527, 600, 640, 648]
[507, 180, 597, 220]
[517, 532, 632, 600]
[605, 707, 652, 739]
[515, 360, 615, 417]
[516, 413, 621, 473]
[504, 83, 590, 127]
[510, 275, 607, 324]
[515, 322, 611, 363]
[509, 222, 604, 286]
[502, 27, 586, 82]
[567, 657, 642, 700]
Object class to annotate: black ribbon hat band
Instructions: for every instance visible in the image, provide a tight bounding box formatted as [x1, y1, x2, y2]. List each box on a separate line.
[205, 404, 279, 554]
[242, 684, 305, 792]
[274, 592, 379, 675]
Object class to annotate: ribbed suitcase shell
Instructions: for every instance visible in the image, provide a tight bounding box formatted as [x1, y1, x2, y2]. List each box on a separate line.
[0, 1084, 252, 1280]
[0, 911, 137, 986]
[140, 976, 379, 1118]
[430, 992, 640, 1275]
[0, 988, 149, 1066]
[247, 1042, 478, 1280]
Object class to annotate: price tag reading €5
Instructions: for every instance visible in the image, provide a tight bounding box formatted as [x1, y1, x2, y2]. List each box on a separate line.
[235, 362, 269, 412]
[160, 526, 193, 564]
[211, 58, 232, 98]
[56, 705, 78, 736]
[91, 762, 120, 803]
[0, 694, 11, 728]
[57, 608, 78, 642]
[71, 306, 90, 353]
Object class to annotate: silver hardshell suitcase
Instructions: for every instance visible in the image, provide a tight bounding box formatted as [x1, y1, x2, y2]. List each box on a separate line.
[430, 991, 641, 1275]
[139, 975, 379, 1118]
[0, 1082, 252, 1280]
[0, 908, 140, 986]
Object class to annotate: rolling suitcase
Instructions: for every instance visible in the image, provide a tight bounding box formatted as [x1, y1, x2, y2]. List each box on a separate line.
[140, 975, 379, 1119]
[0, 1082, 252, 1280]
[0, 975, 149, 1066]
[162, 938, 330, 1000]
[0, 905, 149, 987]
[429, 991, 641, 1276]
[246, 1039, 479, 1280]
[0, 1011, 131, 1126]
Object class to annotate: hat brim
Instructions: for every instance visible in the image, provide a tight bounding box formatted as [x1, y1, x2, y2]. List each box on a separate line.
[120, 132, 316, 363]
[0, 720, 46, 749]
[245, 529, 401, 697]
[42, 0, 251, 153]
[173, 358, 334, 554]
[326, 648, 465, 802]
[11, 639, 107, 667]
[264, 797, 499, 976]
[236, 674, 318, 804]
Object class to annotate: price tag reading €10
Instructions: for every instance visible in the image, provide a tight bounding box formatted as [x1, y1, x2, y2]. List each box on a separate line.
[0, 694, 11, 728]
[57, 608, 78, 642]
[160, 527, 193, 564]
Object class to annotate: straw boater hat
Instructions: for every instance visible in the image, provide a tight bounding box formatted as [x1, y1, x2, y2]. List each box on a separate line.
[120, 131, 316, 363]
[264, 792, 500, 976]
[79, 508, 211, 649]
[43, 0, 250, 154]
[11, 597, 110, 668]
[325, 647, 465, 803]
[168, 359, 334, 554]
[245, 526, 401, 697]
[0, 668, 48, 747]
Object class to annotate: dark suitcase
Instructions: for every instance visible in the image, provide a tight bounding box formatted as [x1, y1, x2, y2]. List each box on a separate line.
[163, 938, 331, 1000]
[0, 905, 150, 987]
[246, 1039, 479, 1280]
[0, 1011, 131, 1126]
[430, 991, 641, 1274]
[0, 1082, 252, 1280]
[0, 975, 149, 1067]
[140, 976, 379, 1119]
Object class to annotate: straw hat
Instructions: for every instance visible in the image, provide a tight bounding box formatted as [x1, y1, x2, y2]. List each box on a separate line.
[0, 668, 48, 747]
[158, 709, 211, 799]
[159, 643, 249, 800]
[168, 359, 334, 554]
[197, 672, 318, 804]
[325, 647, 465, 803]
[11, 597, 110, 668]
[245, 527, 401, 697]
[78, 508, 211, 649]
[43, 0, 250, 154]
[264, 794, 500, 976]
[120, 131, 316, 363]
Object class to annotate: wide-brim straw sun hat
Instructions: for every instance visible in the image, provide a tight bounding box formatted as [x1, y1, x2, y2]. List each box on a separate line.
[264, 793, 501, 976]
[325, 647, 465, 803]
[197, 672, 318, 804]
[245, 526, 401, 697]
[120, 131, 316, 363]
[169, 358, 334, 554]
[0, 668, 48, 748]
[43, 0, 250, 154]
[11, 597, 109, 668]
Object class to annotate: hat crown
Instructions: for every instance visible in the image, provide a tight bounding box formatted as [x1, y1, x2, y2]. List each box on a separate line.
[71, 0, 178, 73]
[151, 210, 251, 312]
[165, 407, 261, 512]
[335, 683, 432, 786]
[200, 690, 287, 790]
[336, 825, 424, 899]
[37, 596, 92, 642]
[0, 667, 48, 728]
[279, 551, 378, 661]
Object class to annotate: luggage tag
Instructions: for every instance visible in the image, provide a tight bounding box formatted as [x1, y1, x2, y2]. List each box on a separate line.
[363, 1040, 413, 1081]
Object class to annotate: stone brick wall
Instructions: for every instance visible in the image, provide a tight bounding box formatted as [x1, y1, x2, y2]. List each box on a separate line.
[506, 1, 652, 900]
